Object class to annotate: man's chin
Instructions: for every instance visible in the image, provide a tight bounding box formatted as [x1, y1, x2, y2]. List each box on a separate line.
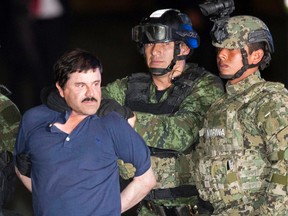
[219, 73, 234, 79]
[82, 106, 99, 116]
[149, 67, 169, 76]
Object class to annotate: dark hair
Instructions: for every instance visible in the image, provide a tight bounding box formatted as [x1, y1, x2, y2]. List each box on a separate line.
[247, 42, 266, 55]
[54, 49, 103, 88]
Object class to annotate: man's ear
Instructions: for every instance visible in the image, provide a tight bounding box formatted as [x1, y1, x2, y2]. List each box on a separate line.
[180, 43, 190, 55]
[55, 82, 64, 98]
[252, 49, 264, 64]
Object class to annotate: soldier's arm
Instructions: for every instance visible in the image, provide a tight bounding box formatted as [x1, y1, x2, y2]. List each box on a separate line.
[101, 77, 128, 104]
[135, 73, 224, 151]
[257, 94, 288, 214]
[15, 166, 32, 192]
[0, 93, 21, 153]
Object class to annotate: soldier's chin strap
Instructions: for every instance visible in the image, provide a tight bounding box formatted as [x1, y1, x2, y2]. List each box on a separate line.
[220, 48, 260, 80]
[149, 42, 189, 76]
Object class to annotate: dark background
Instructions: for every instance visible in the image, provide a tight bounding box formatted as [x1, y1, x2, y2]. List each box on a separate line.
[1, 0, 287, 215]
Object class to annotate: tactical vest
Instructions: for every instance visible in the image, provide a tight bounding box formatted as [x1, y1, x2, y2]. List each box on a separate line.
[194, 81, 287, 213]
[125, 65, 207, 193]
[125, 64, 207, 115]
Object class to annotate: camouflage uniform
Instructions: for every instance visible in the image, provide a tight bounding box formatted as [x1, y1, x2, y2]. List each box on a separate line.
[194, 15, 288, 215]
[0, 86, 21, 215]
[194, 72, 288, 215]
[0, 88, 20, 153]
[102, 63, 224, 215]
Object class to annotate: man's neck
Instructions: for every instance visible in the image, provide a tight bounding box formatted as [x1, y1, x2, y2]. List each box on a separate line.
[229, 67, 259, 85]
[55, 113, 87, 134]
[152, 74, 172, 90]
[152, 64, 185, 90]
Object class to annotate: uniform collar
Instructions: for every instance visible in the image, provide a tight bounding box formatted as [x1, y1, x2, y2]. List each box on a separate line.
[226, 70, 264, 95]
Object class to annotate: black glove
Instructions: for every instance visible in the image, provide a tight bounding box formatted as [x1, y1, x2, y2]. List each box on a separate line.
[41, 86, 134, 119]
[41, 86, 70, 113]
[97, 99, 134, 119]
[16, 153, 31, 177]
[0, 151, 17, 205]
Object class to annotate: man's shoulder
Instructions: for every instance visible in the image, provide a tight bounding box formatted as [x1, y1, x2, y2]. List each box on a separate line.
[184, 65, 224, 94]
[104, 76, 130, 87]
[249, 81, 288, 101]
[0, 92, 18, 110]
[100, 111, 125, 124]
[246, 81, 288, 123]
[102, 76, 130, 100]
[22, 105, 58, 125]
[24, 104, 52, 115]
[185, 63, 220, 80]
[0, 92, 21, 124]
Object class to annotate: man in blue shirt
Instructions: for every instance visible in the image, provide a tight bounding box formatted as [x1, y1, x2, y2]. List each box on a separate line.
[14, 49, 156, 216]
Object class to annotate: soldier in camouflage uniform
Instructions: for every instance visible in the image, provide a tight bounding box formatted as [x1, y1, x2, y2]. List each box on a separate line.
[101, 9, 224, 216]
[193, 15, 288, 215]
[0, 86, 21, 216]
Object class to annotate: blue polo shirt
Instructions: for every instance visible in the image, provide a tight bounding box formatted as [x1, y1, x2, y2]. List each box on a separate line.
[15, 105, 151, 216]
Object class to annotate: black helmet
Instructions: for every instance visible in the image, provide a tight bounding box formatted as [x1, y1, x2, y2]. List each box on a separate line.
[132, 9, 199, 51]
[132, 9, 200, 76]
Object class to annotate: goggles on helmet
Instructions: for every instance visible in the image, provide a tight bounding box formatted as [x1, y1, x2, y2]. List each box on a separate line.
[132, 24, 173, 44]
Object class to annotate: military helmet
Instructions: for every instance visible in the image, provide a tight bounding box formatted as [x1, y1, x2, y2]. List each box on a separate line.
[132, 9, 200, 49]
[212, 15, 274, 51]
[212, 15, 274, 70]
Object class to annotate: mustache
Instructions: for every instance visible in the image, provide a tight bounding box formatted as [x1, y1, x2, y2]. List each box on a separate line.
[82, 97, 97, 102]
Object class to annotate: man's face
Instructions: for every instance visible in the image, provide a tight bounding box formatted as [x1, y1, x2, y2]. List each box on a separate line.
[144, 41, 175, 69]
[216, 45, 254, 78]
[216, 47, 244, 78]
[56, 69, 101, 116]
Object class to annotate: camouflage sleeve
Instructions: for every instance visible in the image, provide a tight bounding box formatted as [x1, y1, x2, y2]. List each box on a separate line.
[101, 77, 128, 105]
[135, 73, 224, 152]
[256, 91, 288, 215]
[0, 94, 21, 153]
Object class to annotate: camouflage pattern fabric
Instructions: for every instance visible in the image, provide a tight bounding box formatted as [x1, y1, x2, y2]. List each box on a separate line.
[117, 159, 136, 179]
[0, 90, 21, 213]
[102, 64, 224, 152]
[0, 93, 21, 153]
[212, 16, 271, 50]
[194, 72, 288, 215]
[138, 197, 199, 216]
[102, 63, 224, 212]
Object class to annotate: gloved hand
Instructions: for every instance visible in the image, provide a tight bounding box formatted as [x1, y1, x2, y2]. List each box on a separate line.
[97, 99, 134, 119]
[41, 86, 134, 119]
[117, 159, 136, 180]
[16, 153, 31, 177]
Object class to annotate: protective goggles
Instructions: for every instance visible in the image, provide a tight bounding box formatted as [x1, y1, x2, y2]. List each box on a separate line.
[132, 24, 173, 43]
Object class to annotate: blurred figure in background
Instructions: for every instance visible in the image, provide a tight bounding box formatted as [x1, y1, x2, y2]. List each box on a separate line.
[0, 0, 70, 113]
[28, 0, 71, 95]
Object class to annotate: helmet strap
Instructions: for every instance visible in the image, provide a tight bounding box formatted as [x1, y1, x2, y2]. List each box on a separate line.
[221, 48, 258, 80]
